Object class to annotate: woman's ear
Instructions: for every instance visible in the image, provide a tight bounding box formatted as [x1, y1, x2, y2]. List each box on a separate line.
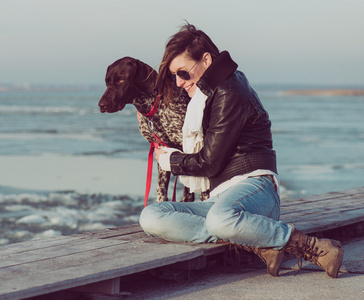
[202, 52, 213, 68]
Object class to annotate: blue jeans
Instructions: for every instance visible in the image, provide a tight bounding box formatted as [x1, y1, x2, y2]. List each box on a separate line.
[139, 176, 292, 249]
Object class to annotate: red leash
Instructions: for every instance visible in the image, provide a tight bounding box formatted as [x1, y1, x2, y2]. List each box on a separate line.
[138, 95, 178, 207]
[144, 138, 177, 207]
[144, 95, 161, 119]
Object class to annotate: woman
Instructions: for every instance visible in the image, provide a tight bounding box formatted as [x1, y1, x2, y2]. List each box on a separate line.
[139, 23, 343, 278]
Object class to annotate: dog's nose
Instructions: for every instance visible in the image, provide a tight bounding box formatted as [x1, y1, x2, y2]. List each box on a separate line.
[98, 99, 107, 113]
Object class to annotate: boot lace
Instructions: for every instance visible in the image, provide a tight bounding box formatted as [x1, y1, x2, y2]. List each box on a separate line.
[287, 239, 325, 275]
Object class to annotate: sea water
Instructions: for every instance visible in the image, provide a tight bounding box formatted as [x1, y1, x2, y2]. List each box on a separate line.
[1, 85, 363, 245]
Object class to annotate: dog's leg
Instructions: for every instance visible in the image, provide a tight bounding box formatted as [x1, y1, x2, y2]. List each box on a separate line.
[180, 186, 195, 202]
[200, 190, 210, 201]
[156, 164, 170, 202]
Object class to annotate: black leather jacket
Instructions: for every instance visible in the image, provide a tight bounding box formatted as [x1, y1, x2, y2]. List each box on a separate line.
[170, 51, 277, 190]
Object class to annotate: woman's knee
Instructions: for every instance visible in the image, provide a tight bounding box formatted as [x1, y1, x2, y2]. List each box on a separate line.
[139, 203, 167, 235]
[205, 207, 234, 239]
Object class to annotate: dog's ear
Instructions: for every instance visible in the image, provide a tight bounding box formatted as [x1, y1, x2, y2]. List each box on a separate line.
[132, 59, 158, 94]
[105, 65, 112, 84]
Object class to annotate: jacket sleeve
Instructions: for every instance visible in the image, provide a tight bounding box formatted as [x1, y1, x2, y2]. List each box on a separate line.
[170, 89, 251, 177]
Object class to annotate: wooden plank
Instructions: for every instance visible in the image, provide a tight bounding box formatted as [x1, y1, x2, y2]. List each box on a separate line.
[282, 213, 364, 233]
[287, 219, 363, 235]
[0, 236, 83, 256]
[95, 230, 156, 242]
[281, 189, 364, 207]
[0, 238, 128, 268]
[281, 200, 364, 213]
[281, 199, 364, 212]
[281, 196, 364, 212]
[281, 207, 363, 218]
[186, 242, 228, 256]
[282, 207, 364, 222]
[282, 190, 364, 203]
[75, 224, 144, 239]
[0, 236, 205, 300]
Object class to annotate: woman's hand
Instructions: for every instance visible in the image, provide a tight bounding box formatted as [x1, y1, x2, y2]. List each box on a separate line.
[154, 146, 167, 163]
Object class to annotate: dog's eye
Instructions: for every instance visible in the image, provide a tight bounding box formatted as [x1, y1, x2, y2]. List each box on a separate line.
[117, 80, 124, 85]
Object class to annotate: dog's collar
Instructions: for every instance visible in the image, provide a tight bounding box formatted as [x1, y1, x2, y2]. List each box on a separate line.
[143, 95, 161, 119]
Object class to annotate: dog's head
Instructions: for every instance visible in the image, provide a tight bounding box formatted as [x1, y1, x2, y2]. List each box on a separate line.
[98, 57, 157, 113]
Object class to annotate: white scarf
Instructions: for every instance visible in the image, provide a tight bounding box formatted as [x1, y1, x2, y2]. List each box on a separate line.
[179, 87, 210, 193]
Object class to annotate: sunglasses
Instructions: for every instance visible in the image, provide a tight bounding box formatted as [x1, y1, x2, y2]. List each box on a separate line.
[174, 61, 199, 81]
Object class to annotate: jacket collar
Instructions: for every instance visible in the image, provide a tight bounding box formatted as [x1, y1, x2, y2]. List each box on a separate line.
[197, 51, 238, 96]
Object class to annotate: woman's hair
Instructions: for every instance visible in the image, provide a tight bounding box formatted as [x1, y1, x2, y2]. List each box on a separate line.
[156, 23, 220, 102]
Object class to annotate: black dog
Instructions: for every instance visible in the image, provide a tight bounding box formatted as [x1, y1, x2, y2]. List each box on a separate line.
[98, 57, 209, 202]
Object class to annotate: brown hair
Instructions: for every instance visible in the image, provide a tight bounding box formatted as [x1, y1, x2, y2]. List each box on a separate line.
[156, 23, 220, 102]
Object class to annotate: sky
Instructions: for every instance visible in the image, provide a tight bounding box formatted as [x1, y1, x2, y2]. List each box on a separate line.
[1, 0, 364, 87]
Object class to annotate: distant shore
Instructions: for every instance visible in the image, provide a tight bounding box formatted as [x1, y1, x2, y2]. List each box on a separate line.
[0, 84, 104, 92]
[283, 89, 364, 96]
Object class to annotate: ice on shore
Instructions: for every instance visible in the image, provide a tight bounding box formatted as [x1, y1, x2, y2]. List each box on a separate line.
[16, 215, 48, 225]
[0, 190, 145, 245]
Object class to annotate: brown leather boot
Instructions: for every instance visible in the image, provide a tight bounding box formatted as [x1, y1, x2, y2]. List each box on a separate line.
[284, 226, 344, 278]
[241, 246, 283, 276]
[219, 241, 283, 276]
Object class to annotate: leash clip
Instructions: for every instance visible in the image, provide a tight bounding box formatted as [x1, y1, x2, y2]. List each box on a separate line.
[148, 119, 154, 133]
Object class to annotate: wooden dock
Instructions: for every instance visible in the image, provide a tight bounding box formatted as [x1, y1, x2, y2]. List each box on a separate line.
[0, 186, 364, 300]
